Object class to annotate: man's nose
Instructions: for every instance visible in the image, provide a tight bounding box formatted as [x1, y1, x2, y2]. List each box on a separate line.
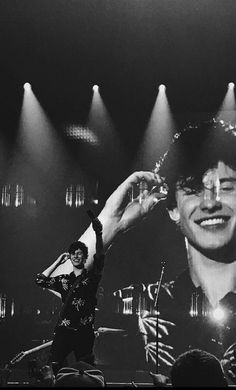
[199, 187, 221, 211]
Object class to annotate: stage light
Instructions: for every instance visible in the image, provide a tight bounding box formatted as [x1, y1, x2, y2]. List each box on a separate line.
[65, 184, 85, 208]
[23, 82, 31, 91]
[159, 84, 166, 92]
[1, 184, 24, 207]
[217, 82, 236, 121]
[211, 306, 226, 322]
[93, 84, 99, 92]
[66, 125, 98, 145]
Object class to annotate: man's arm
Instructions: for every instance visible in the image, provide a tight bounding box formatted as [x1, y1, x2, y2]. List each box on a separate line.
[93, 217, 104, 257]
[35, 253, 69, 297]
[42, 252, 69, 277]
[89, 217, 104, 274]
[56, 171, 164, 274]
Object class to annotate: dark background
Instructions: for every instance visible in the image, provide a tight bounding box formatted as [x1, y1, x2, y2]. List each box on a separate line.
[0, 0, 236, 362]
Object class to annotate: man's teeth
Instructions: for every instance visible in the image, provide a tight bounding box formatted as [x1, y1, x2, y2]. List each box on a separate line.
[200, 218, 226, 226]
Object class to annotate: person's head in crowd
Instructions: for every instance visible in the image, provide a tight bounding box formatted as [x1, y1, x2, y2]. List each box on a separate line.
[170, 348, 228, 387]
[54, 360, 105, 387]
[39, 365, 55, 387]
[68, 241, 88, 269]
[158, 119, 236, 259]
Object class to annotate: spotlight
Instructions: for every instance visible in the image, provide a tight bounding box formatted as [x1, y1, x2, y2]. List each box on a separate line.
[93, 84, 99, 92]
[23, 82, 31, 91]
[228, 82, 235, 90]
[211, 306, 226, 322]
[158, 84, 166, 92]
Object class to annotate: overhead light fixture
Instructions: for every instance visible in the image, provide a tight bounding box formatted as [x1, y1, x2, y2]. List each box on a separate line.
[23, 82, 31, 91]
[93, 84, 99, 92]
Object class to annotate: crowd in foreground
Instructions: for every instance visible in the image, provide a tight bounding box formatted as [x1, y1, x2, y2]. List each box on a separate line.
[1, 347, 236, 387]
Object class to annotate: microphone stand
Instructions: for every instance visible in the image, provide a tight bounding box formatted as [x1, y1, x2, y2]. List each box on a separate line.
[154, 260, 165, 374]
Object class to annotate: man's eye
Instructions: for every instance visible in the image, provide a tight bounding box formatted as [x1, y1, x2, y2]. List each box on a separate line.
[221, 185, 234, 191]
[220, 181, 236, 191]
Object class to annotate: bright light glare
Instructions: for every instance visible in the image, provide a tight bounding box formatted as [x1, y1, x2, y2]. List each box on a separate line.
[211, 307, 226, 322]
[159, 84, 166, 92]
[228, 82, 235, 90]
[23, 82, 31, 91]
[93, 84, 99, 92]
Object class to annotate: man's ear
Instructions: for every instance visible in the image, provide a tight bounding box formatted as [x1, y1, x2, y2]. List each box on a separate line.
[168, 207, 180, 224]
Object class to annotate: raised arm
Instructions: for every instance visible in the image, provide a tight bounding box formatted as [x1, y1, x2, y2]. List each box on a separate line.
[84, 170, 164, 269]
[92, 217, 104, 258]
[86, 217, 105, 273]
[55, 171, 164, 273]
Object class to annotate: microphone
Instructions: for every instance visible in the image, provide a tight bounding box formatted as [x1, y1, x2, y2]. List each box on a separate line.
[87, 209, 96, 221]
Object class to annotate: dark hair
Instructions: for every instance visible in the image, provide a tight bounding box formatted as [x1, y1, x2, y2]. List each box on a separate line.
[171, 349, 227, 387]
[158, 119, 236, 209]
[68, 241, 88, 259]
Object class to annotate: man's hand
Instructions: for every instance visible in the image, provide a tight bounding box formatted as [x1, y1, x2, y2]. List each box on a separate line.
[57, 252, 70, 264]
[101, 171, 165, 235]
[92, 218, 103, 235]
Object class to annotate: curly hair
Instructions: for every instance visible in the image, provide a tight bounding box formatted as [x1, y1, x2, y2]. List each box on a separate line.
[68, 241, 88, 259]
[157, 118, 236, 210]
[171, 349, 227, 387]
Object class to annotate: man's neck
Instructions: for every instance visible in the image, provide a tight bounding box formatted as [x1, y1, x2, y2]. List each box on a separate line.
[73, 267, 84, 277]
[186, 240, 236, 307]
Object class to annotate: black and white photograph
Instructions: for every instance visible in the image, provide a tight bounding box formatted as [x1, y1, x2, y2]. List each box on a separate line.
[1, 0, 236, 387]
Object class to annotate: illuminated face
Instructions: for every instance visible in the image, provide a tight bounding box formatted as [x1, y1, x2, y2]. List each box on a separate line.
[169, 161, 236, 254]
[70, 249, 86, 269]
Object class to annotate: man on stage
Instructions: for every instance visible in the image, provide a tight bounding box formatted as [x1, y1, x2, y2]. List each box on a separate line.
[35, 216, 104, 373]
